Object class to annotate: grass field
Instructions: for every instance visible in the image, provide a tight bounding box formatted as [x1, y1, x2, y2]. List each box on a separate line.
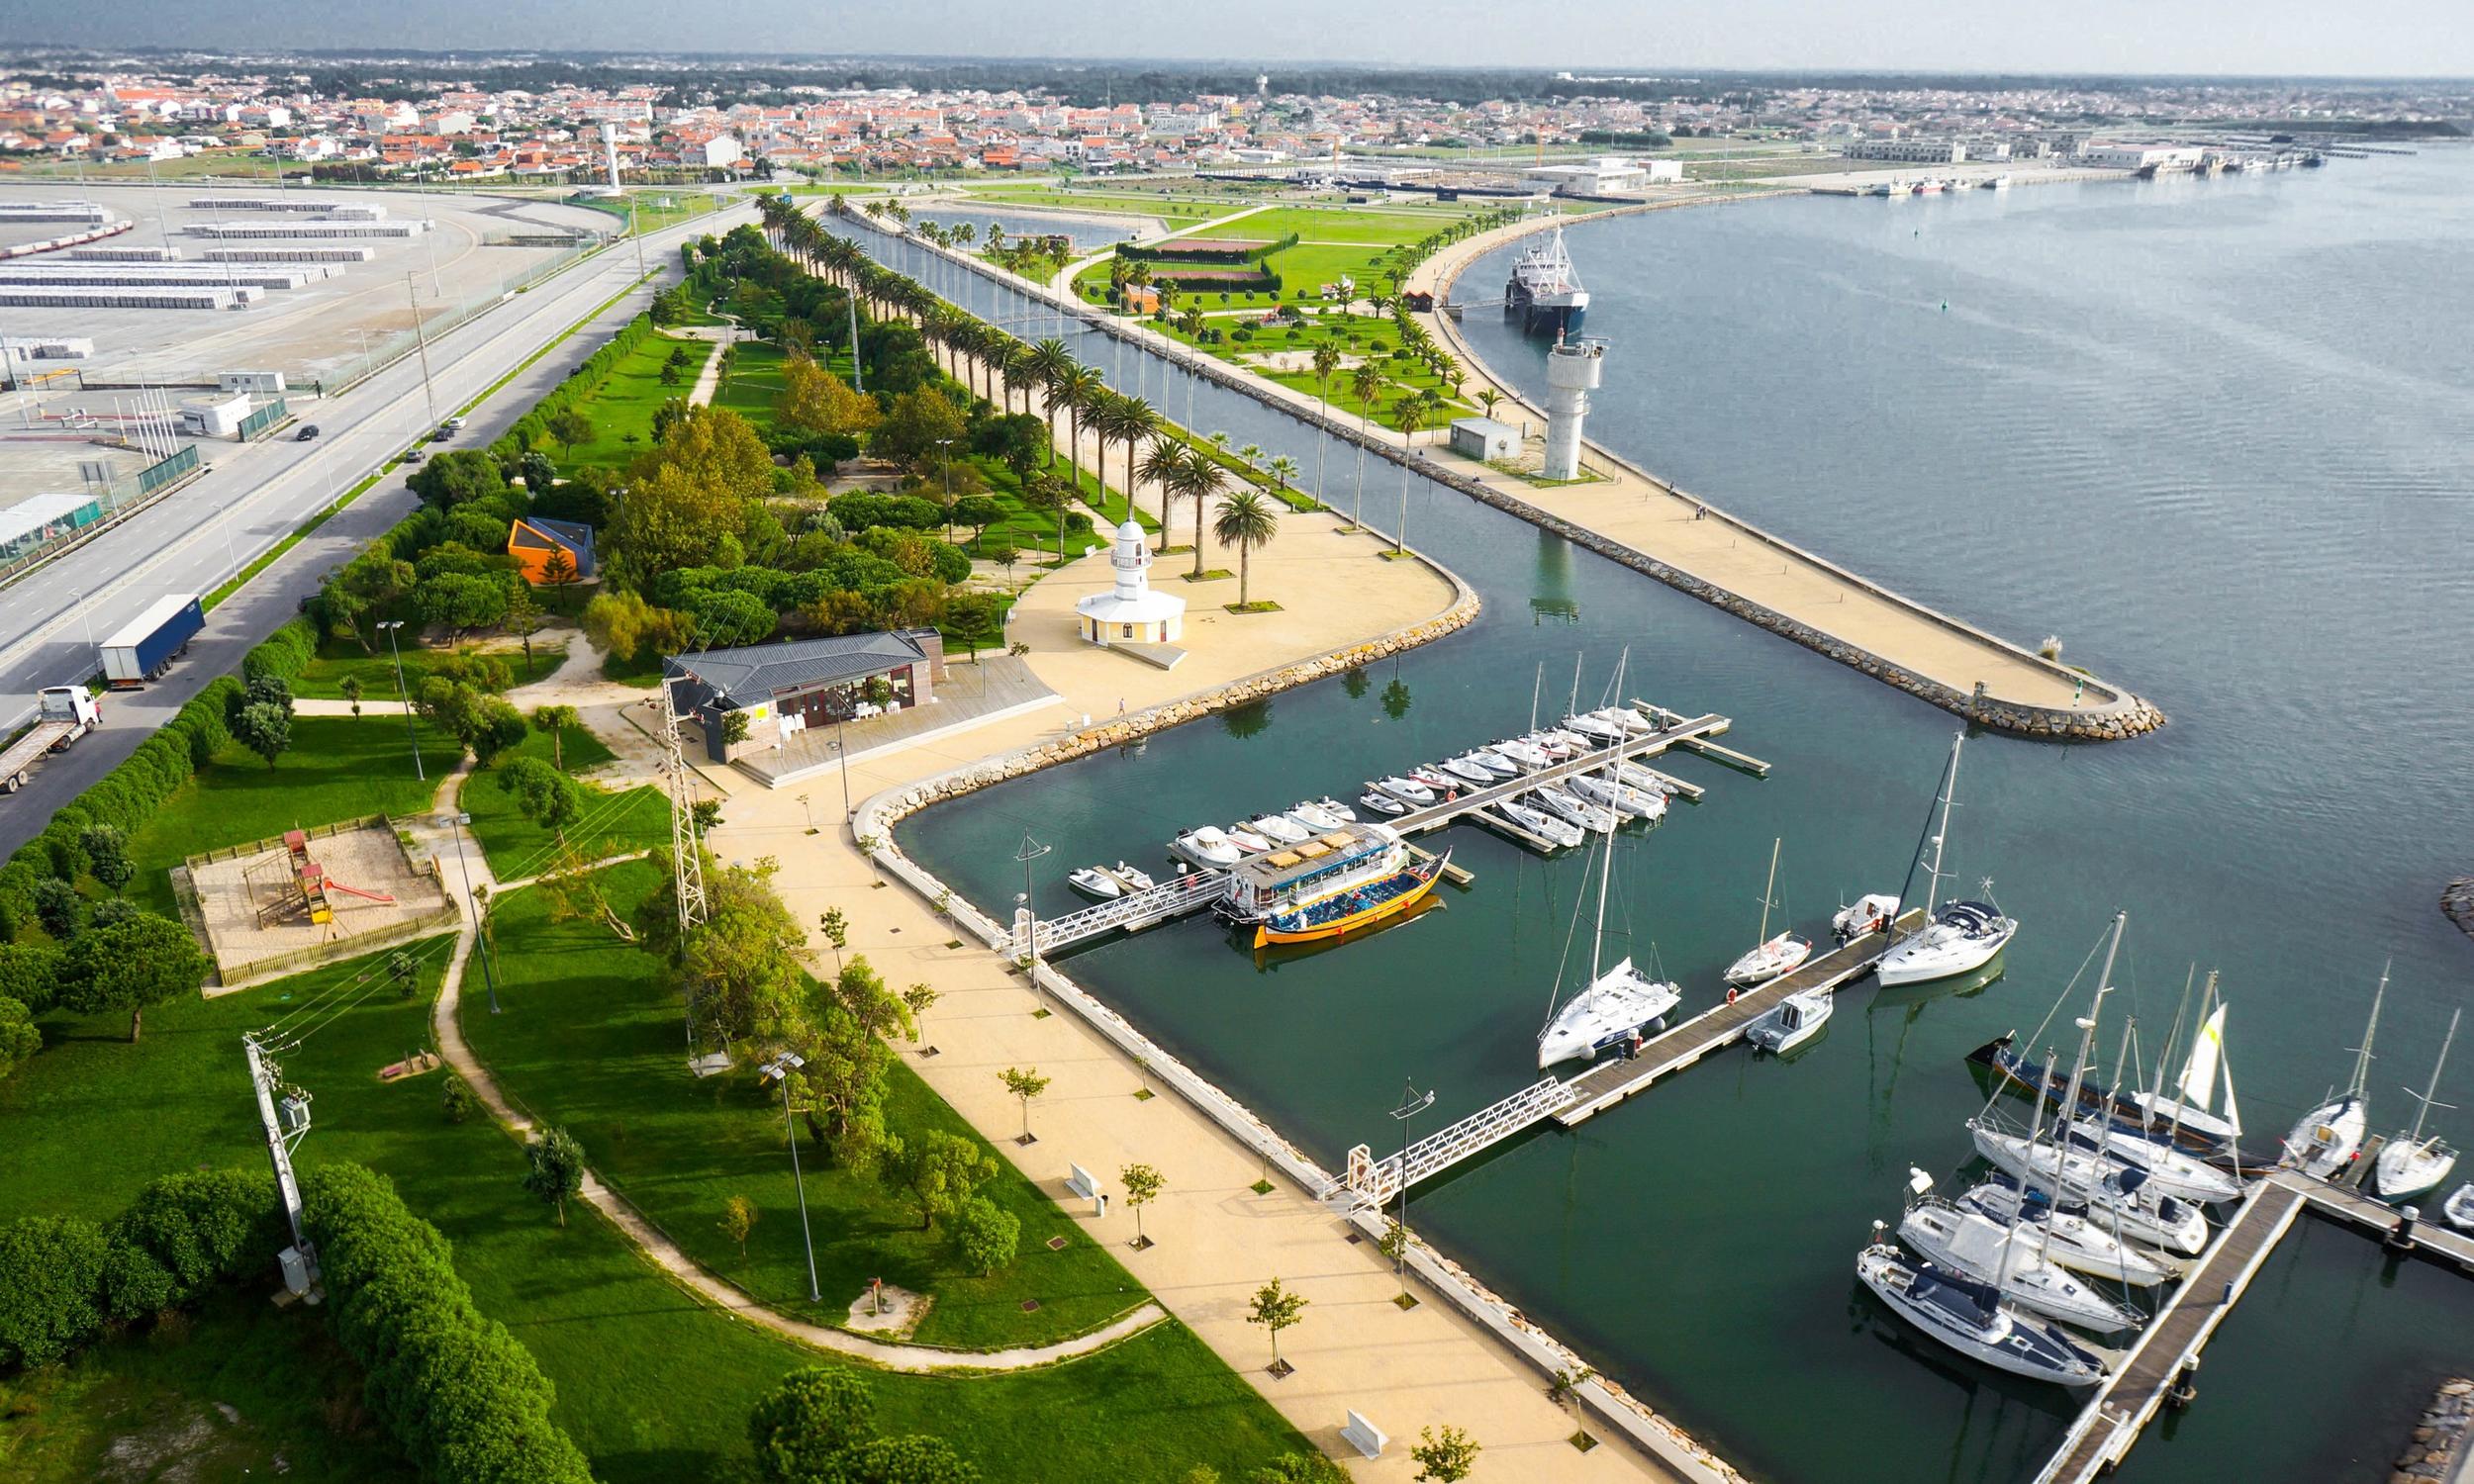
[466, 861, 1149, 1349]
[709, 338, 794, 435]
[549, 329, 717, 476]
[956, 186, 1229, 226]
[0, 938, 1312, 1481]
[291, 638, 566, 700]
[121, 715, 455, 917]
[457, 724, 669, 877]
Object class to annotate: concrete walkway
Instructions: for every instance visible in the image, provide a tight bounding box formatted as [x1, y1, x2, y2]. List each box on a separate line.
[684, 327, 734, 408]
[413, 768, 1174, 1373]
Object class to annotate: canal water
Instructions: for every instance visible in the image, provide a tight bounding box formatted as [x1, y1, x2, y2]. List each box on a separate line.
[871, 152, 2474, 1484]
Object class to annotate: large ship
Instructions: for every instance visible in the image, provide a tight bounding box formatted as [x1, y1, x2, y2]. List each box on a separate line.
[1505, 226, 1588, 336]
[1215, 822, 1447, 949]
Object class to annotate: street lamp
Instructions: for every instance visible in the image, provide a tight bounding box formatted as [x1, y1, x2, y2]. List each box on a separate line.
[1013, 835, 1051, 971]
[211, 503, 239, 576]
[65, 588, 98, 673]
[829, 721, 853, 826]
[1387, 1079, 1436, 1273]
[760, 1051, 822, 1303]
[442, 810, 499, 1014]
[934, 437, 956, 537]
[378, 620, 425, 781]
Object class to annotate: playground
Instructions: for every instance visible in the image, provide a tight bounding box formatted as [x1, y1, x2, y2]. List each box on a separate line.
[181, 819, 453, 980]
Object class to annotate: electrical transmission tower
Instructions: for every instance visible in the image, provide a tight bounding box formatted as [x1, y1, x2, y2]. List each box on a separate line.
[657, 675, 709, 934]
[241, 1031, 322, 1301]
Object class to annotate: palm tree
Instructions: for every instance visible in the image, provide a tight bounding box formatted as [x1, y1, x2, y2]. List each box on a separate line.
[986, 223, 1005, 253]
[1138, 436, 1187, 543]
[1236, 442, 1262, 472]
[1178, 445, 1223, 578]
[1390, 391, 1437, 555]
[1348, 363, 1384, 526]
[1309, 341, 1343, 507]
[1105, 397, 1163, 543]
[1024, 339, 1075, 462]
[1207, 429, 1231, 459]
[1054, 363, 1101, 503]
[1082, 386, 1121, 508]
[1268, 454, 1298, 495]
[1213, 490, 1280, 609]
[1478, 387, 1501, 419]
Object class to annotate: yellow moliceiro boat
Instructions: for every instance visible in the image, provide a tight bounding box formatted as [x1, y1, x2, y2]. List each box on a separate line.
[1217, 823, 1449, 950]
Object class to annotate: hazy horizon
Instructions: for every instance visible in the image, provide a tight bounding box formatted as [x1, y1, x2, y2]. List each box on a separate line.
[6, 1, 2472, 82]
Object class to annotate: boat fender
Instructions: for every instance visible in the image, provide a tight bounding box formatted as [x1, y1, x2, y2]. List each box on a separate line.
[1725, 987, 1739, 1006]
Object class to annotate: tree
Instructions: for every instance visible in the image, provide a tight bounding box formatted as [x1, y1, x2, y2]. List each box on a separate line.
[1410, 1425, 1480, 1483]
[232, 698, 292, 770]
[999, 1066, 1049, 1144]
[61, 912, 210, 1042]
[1246, 1276, 1307, 1373]
[339, 673, 364, 717]
[504, 585, 544, 673]
[523, 1127, 586, 1227]
[606, 462, 750, 591]
[0, 996, 39, 1083]
[1119, 1162, 1164, 1249]
[889, 1130, 995, 1232]
[494, 756, 589, 846]
[787, 956, 912, 1174]
[870, 386, 967, 472]
[519, 449, 558, 492]
[1547, 1364, 1596, 1420]
[816, 907, 849, 973]
[78, 824, 132, 896]
[1268, 454, 1299, 494]
[984, 541, 1020, 581]
[545, 405, 595, 454]
[659, 359, 683, 387]
[1213, 490, 1280, 609]
[949, 494, 1002, 545]
[1378, 1219, 1413, 1302]
[748, 1367, 876, 1484]
[951, 1194, 1019, 1276]
[901, 982, 937, 1047]
[409, 449, 509, 509]
[642, 858, 811, 1054]
[388, 950, 420, 998]
[530, 703, 580, 770]
[776, 353, 882, 440]
[719, 1195, 759, 1258]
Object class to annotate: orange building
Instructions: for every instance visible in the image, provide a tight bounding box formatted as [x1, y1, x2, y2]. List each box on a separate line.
[506, 515, 596, 584]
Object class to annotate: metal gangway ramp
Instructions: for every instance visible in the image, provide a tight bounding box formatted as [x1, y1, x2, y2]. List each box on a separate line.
[1341, 1077, 1579, 1206]
[1019, 870, 1227, 957]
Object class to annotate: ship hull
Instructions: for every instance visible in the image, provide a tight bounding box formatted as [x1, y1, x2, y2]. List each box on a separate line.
[1252, 855, 1447, 948]
[1506, 293, 1586, 337]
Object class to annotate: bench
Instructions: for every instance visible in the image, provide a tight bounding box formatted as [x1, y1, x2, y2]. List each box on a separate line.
[1066, 1162, 1098, 1201]
[1340, 1411, 1386, 1459]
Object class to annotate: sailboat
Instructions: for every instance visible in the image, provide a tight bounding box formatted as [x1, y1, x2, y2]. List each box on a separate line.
[1856, 1222, 2111, 1386]
[1537, 819, 1680, 1068]
[2285, 964, 2386, 1179]
[1958, 1177, 2178, 1288]
[2375, 1007, 2460, 1201]
[1898, 1170, 2144, 1334]
[2067, 1013, 2244, 1205]
[1875, 733, 2018, 987]
[2127, 972, 2242, 1146]
[1725, 837, 1813, 987]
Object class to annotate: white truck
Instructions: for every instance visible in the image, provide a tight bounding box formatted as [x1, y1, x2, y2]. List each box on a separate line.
[1, 686, 102, 793]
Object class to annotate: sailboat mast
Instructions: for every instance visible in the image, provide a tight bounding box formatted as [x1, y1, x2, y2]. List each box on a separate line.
[2170, 969, 2217, 1144]
[1529, 663, 1542, 733]
[2151, 967, 2195, 1108]
[1924, 733, 1963, 918]
[1756, 836, 1781, 944]
[2060, 913, 2125, 1128]
[2408, 1008, 2459, 1146]
[1587, 806, 1614, 984]
[2011, 1040, 2057, 1284]
[1570, 653, 1582, 715]
[2351, 962, 2390, 1100]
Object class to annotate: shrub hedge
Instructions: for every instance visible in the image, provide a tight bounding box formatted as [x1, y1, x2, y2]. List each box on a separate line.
[302, 1161, 594, 1484]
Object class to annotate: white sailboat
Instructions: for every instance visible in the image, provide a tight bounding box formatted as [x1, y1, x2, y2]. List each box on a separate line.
[1856, 1223, 2111, 1387]
[1876, 733, 2018, 987]
[1958, 1179, 2178, 1288]
[2285, 964, 2385, 1179]
[1725, 837, 1813, 987]
[1899, 1171, 2144, 1334]
[2128, 971, 2243, 1146]
[1495, 797, 1583, 849]
[2071, 1014, 2243, 1205]
[1570, 772, 1665, 821]
[1538, 820, 1680, 1068]
[2376, 1007, 2460, 1201]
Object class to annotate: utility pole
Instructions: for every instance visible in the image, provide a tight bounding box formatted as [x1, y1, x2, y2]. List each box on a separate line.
[444, 810, 499, 1013]
[242, 1033, 322, 1300]
[761, 1052, 821, 1302]
[1013, 834, 1051, 970]
[379, 621, 424, 780]
[1388, 1079, 1435, 1245]
[406, 273, 437, 427]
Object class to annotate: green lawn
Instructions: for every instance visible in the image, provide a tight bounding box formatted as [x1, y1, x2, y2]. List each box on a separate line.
[1191, 205, 1470, 246]
[0, 940, 1312, 1482]
[459, 725, 668, 878]
[466, 861, 1150, 1349]
[710, 338, 794, 435]
[291, 638, 566, 700]
[550, 330, 717, 476]
[122, 715, 452, 918]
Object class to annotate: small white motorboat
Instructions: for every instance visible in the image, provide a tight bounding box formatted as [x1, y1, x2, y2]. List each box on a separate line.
[1562, 711, 1626, 744]
[1747, 988, 1831, 1055]
[1374, 776, 1434, 805]
[1570, 773, 1666, 821]
[1957, 1179, 2177, 1288]
[1538, 727, 1595, 755]
[1834, 892, 1902, 943]
[1531, 786, 1617, 834]
[1614, 761, 1677, 795]
[2442, 1183, 2474, 1231]
[1248, 813, 1312, 845]
[1593, 705, 1655, 735]
[1437, 756, 1496, 787]
[1288, 798, 1351, 832]
[1457, 750, 1520, 781]
[1307, 795, 1357, 823]
[1069, 865, 1126, 899]
[1492, 737, 1553, 769]
[1495, 797, 1583, 849]
[1407, 766, 1457, 792]
[1524, 731, 1578, 760]
[1225, 824, 1275, 854]
[1357, 790, 1409, 817]
[1175, 827, 1243, 868]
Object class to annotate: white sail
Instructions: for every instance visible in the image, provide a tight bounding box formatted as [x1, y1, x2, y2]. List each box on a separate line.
[2179, 1005, 2227, 1112]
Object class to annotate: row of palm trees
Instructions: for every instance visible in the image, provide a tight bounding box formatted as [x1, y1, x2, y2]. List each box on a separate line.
[761, 194, 1295, 581]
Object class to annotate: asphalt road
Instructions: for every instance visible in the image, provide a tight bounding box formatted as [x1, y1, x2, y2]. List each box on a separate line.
[0, 201, 754, 858]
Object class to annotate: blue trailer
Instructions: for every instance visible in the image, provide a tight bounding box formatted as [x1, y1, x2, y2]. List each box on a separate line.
[100, 593, 205, 689]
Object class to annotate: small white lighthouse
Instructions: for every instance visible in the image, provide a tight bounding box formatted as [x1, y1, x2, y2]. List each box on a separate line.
[1542, 338, 1603, 482]
[599, 123, 624, 197]
[1074, 518, 1187, 646]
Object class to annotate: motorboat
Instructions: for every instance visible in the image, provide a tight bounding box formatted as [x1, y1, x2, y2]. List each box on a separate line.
[1748, 989, 1831, 1055]
[1438, 755, 1497, 787]
[1957, 1178, 2177, 1287]
[1899, 1183, 2143, 1334]
[1592, 705, 1655, 736]
[1969, 1122, 2209, 1254]
[1570, 773, 1665, 821]
[1539, 727, 1595, 755]
[1068, 862, 1156, 900]
[1357, 790, 1409, 817]
[2376, 1007, 2459, 1200]
[2127, 975, 2243, 1146]
[1458, 750, 1520, 781]
[2286, 965, 2386, 1179]
[1725, 837, 1812, 987]
[1495, 798, 1584, 849]
[1856, 1232, 2109, 1387]
[1525, 731, 1578, 760]
[1225, 824, 1276, 854]
[1834, 892, 1901, 944]
[1406, 766, 1456, 792]
[1875, 734, 2018, 987]
[1248, 813, 1313, 845]
[1174, 826, 1243, 868]
[1562, 710, 1626, 744]
[2443, 1184, 2474, 1231]
[1374, 776, 1434, 805]
[1492, 738, 1553, 770]
[1531, 786, 1617, 834]
[1538, 818, 1680, 1067]
[1614, 761, 1676, 795]
[1288, 798, 1352, 832]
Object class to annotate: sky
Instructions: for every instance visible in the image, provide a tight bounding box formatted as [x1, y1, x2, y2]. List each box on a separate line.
[7, 0, 2473, 79]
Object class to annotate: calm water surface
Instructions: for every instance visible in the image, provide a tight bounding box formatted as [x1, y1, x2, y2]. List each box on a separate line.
[883, 155, 2474, 1484]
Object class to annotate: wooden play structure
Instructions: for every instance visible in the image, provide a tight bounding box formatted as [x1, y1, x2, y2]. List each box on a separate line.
[250, 828, 398, 928]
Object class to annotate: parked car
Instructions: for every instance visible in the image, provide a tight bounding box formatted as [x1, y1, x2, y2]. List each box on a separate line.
[401, 448, 425, 464]
[443, 416, 466, 431]
[429, 426, 453, 443]
[294, 424, 321, 441]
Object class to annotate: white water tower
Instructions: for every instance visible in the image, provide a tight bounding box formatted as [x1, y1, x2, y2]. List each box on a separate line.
[599, 123, 623, 196]
[1542, 339, 1604, 482]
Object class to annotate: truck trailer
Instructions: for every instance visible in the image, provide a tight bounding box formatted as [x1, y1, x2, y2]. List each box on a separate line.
[99, 594, 205, 689]
[0, 686, 102, 792]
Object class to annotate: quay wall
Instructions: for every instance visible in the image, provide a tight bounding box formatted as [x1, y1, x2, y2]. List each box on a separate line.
[835, 201, 2162, 742]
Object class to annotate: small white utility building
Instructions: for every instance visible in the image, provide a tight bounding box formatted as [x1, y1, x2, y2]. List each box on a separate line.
[1448, 416, 1522, 462]
[1075, 518, 1187, 646]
